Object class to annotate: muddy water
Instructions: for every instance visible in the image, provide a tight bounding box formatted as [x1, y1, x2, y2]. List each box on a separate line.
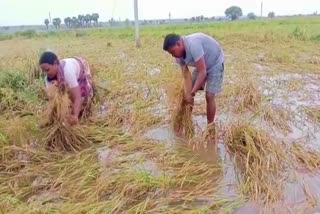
[138, 72, 320, 212]
[143, 110, 320, 213]
[259, 72, 320, 146]
[143, 125, 175, 143]
[143, 114, 240, 204]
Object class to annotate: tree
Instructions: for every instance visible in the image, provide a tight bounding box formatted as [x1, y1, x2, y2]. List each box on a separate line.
[52, 18, 61, 29]
[225, 6, 243, 20]
[109, 18, 115, 26]
[71, 17, 81, 28]
[57, 18, 61, 29]
[84, 14, 92, 27]
[247, 12, 257, 20]
[64, 17, 72, 28]
[125, 18, 130, 26]
[78, 15, 85, 27]
[268, 12, 275, 19]
[44, 19, 49, 30]
[92, 13, 99, 25]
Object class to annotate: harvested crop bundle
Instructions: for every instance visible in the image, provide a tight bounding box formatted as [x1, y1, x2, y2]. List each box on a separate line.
[225, 122, 287, 202]
[167, 76, 194, 139]
[42, 84, 91, 152]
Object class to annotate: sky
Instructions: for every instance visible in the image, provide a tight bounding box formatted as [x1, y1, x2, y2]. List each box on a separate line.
[0, 0, 319, 26]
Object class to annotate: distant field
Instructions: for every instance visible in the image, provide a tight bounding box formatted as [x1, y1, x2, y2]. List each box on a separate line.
[0, 16, 320, 213]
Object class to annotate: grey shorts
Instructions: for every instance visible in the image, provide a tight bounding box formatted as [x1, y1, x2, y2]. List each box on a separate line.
[192, 63, 224, 94]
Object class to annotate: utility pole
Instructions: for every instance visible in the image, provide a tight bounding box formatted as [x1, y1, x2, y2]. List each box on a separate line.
[49, 12, 52, 24]
[261, 2, 263, 18]
[134, 0, 141, 48]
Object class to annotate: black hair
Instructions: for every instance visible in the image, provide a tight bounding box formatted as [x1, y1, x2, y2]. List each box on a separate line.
[163, 33, 181, 51]
[39, 51, 58, 65]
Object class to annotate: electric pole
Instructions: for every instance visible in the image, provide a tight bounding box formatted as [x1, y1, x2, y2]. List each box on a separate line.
[261, 2, 263, 18]
[134, 0, 141, 48]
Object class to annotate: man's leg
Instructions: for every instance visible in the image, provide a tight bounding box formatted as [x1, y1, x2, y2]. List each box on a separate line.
[205, 63, 224, 124]
[206, 92, 216, 124]
[205, 92, 217, 142]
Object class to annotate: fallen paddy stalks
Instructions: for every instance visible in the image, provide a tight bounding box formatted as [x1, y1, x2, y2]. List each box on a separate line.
[225, 121, 287, 202]
[41, 84, 91, 152]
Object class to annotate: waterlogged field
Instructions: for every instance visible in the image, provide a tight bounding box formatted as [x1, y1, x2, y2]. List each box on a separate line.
[0, 17, 320, 213]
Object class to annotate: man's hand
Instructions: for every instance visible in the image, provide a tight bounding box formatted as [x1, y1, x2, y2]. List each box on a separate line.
[68, 114, 79, 126]
[69, 86, 82, 120]
[184, 93, 194, 104]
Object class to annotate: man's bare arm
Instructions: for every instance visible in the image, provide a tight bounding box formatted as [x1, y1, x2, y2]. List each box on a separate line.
[191, 56, 206, 95]
[181, 65, 193, 96]
[69, 86, 82, 118]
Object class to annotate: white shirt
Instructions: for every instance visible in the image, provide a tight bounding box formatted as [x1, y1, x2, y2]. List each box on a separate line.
[45, 58, 80, 89]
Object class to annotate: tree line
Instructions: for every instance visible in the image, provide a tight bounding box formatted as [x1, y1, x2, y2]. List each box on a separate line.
[44, 13, 99, 29]
[43, 7, 277, 30]
[225, 6, 276, 20]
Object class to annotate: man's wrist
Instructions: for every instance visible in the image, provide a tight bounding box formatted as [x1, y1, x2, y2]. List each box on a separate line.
[190, 89, 196, 96]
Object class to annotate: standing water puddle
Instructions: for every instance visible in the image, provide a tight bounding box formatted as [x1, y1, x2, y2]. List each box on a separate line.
[143, 110, 320, 213]
[141, 72, 320, 212]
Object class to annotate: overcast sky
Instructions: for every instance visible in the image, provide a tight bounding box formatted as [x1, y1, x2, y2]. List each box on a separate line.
[0, 0, 319, 26]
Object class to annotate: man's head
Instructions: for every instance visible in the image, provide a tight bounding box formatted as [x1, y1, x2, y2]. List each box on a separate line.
[163, 33, 185, 58]
[39, 51, 59, 79]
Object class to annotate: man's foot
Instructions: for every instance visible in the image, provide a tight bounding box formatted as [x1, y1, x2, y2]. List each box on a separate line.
[205, 122, 216, 141]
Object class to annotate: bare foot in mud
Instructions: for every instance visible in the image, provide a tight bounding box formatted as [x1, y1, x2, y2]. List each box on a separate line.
[204, 122, 216, 142]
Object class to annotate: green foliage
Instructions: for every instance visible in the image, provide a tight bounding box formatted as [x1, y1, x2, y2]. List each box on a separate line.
[225, 6, 243, 20]
[0, 33, 12, 41]
[15, 29, 38, 38]
[268, 12, 275, 18]
[0, 71, 28, 91]
[247, 13, 257, 20]
[0, 70, 43, 107]
[310, 34, 320, 41]
[291, 27, 307, 40]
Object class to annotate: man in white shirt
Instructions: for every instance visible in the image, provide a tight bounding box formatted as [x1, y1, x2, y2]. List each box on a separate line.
[39, 51, 93, 125]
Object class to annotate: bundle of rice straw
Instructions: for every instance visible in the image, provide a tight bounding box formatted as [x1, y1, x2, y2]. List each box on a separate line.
[42, 84, 91, 152]
[168, 68, 194, 138]
[225, 121, 288, 202]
